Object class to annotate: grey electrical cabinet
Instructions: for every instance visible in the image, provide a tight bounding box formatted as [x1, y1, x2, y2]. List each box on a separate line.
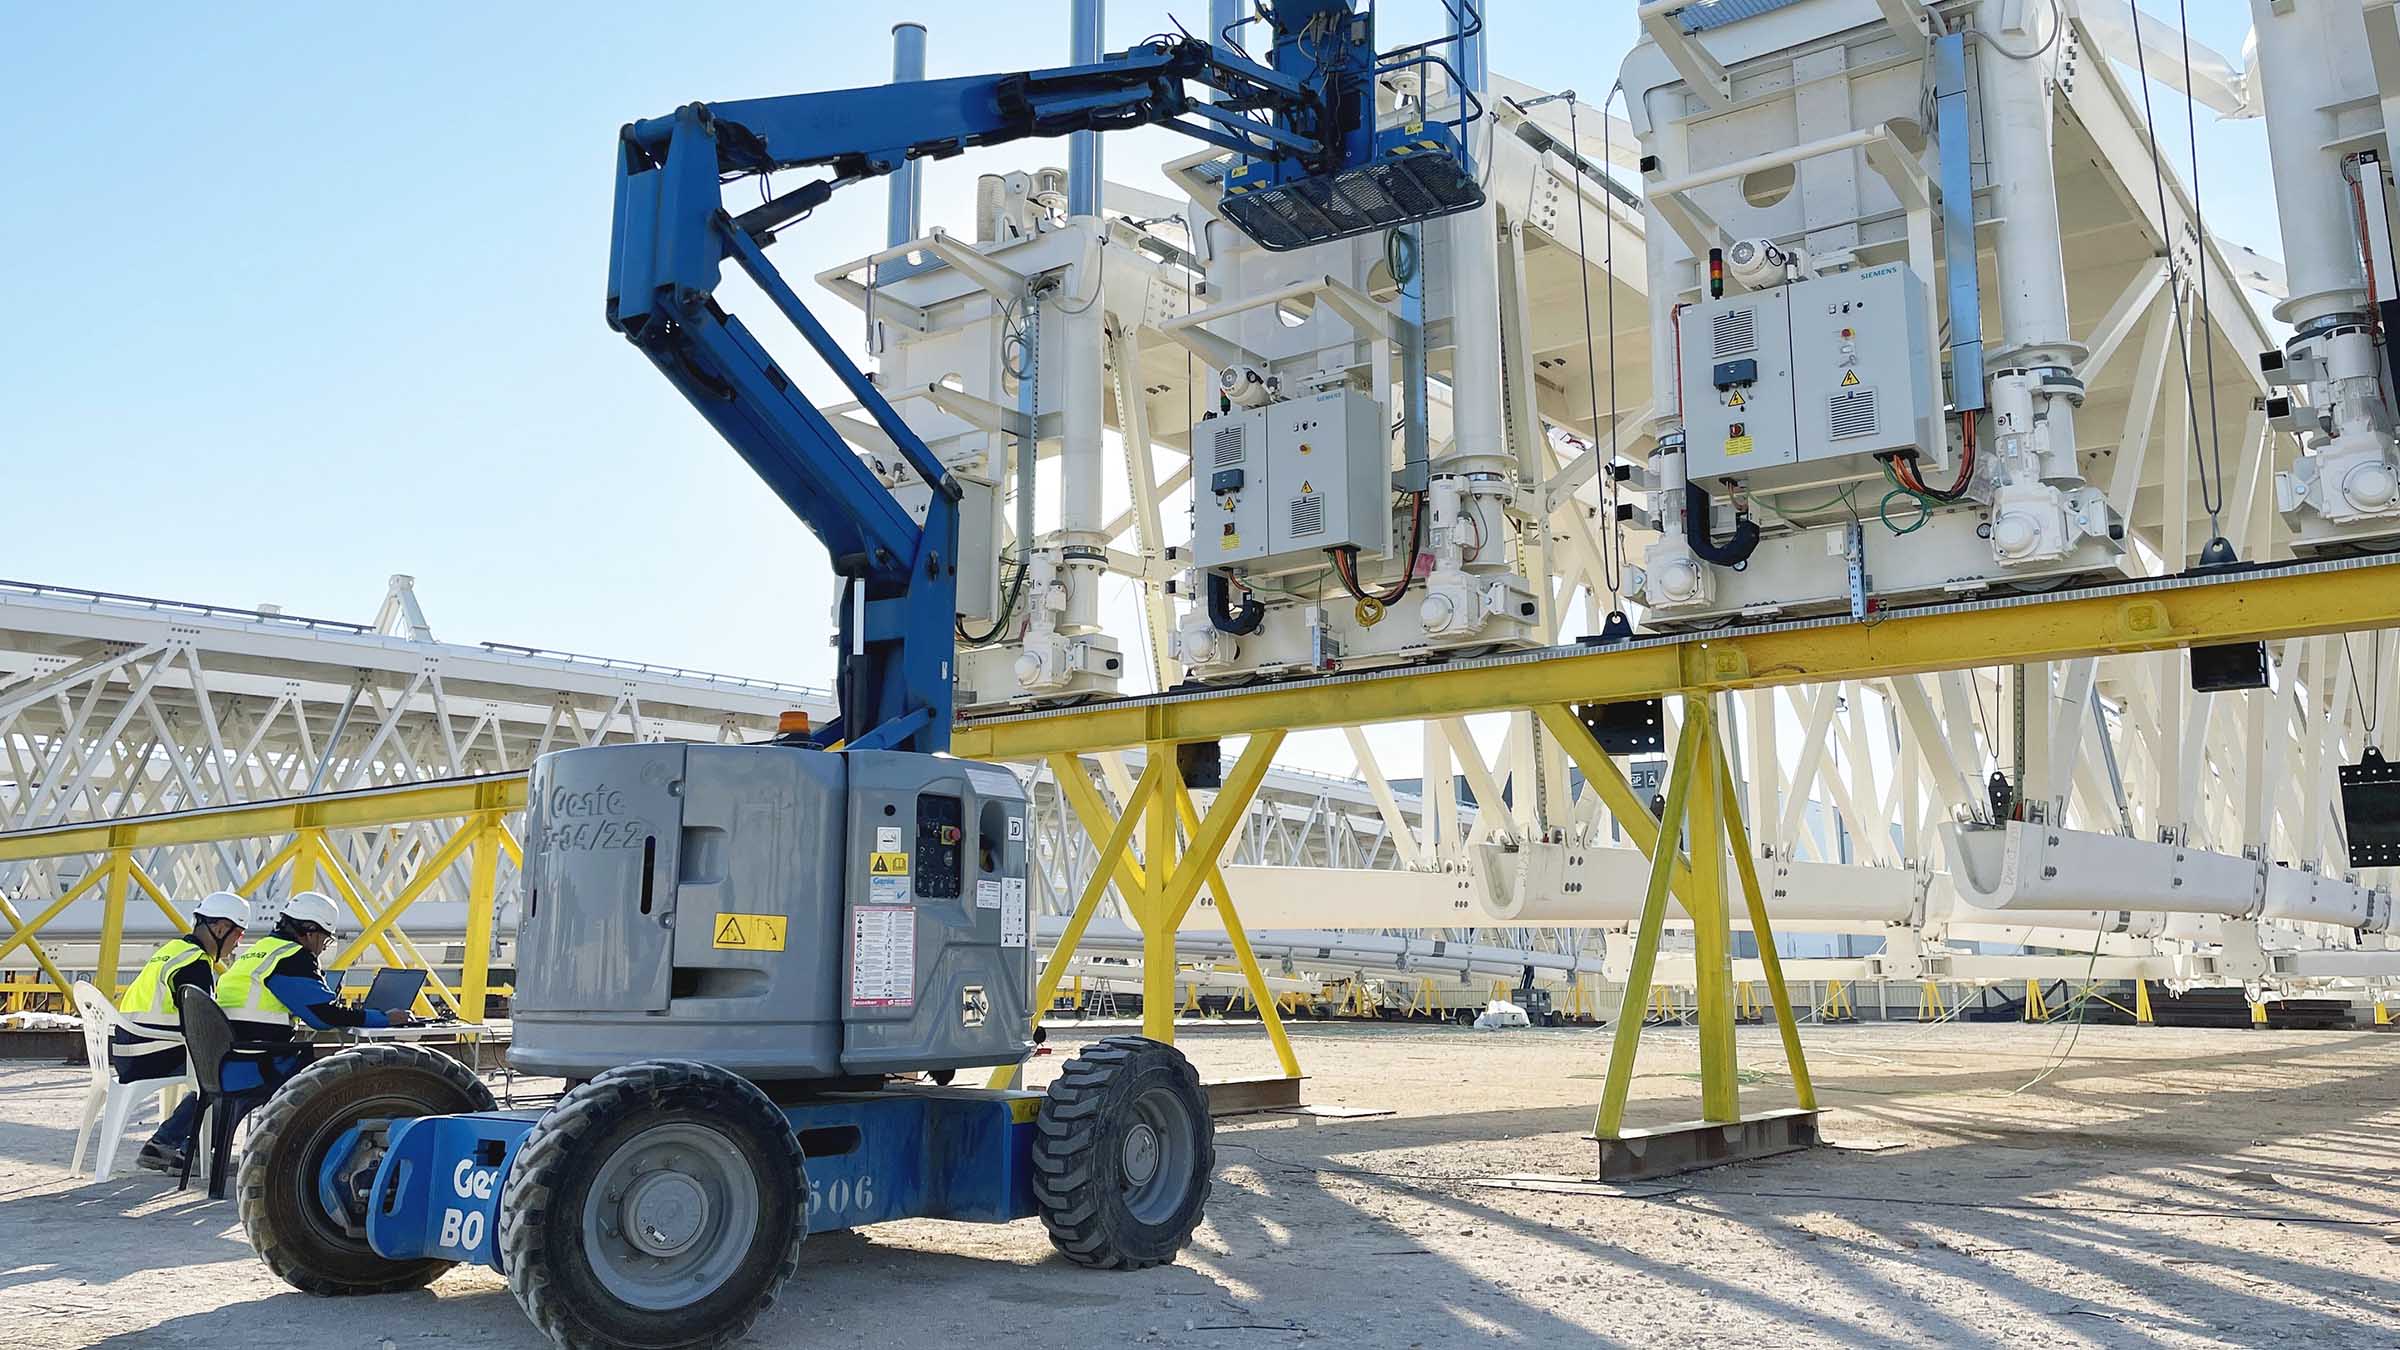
[1191, 388, 1391, 577]
[1681, 264, 1940, 491]
[1192, 407, 1274, 568]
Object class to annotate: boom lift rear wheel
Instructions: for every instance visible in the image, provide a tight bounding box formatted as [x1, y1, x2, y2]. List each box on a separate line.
[239, 1043, 497, 1296]
[497, 1059, 806, 1350]
[1031, 1035, 1214, 1268]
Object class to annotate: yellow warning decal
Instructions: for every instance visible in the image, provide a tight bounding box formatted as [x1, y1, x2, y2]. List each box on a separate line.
[868, 851, 910, 876]
[713, 912, 789, 951]
[1222, 531, 1240, 548]
[1006, 1095, 1043, 1123]
[1840, 370, 1860, 387]
[1300, 480, 1315, 493]
[1727, 389, 1745, 408]
[1725, 434, 1754, 457]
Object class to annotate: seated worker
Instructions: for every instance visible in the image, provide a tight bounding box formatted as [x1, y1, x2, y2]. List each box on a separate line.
[116, 890, 249, 1173]
[213, 891, 415, 1102]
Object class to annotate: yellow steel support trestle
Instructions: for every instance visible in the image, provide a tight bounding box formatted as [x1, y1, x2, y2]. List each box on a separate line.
[992, 733, 1293, 1088]
[1541, 696, 1817, 1139]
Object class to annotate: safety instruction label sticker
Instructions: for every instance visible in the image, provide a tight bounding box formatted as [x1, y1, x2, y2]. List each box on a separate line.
[1726, 388, 1745, 408]
[1840, 369, 1860, 387]
[876, 826, 901, 852]
[712, 912, 788, 951]
[976, 878, 1002, 909]
[868, 851, 910, 876]
[851, 905, 916, 1007]
[1001, 885, 1027, 949]
[870, 874, 909, 904]
[1725, 433, 1754, 457]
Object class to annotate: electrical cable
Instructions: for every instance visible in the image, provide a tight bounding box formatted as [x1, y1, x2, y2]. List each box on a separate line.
[2343, 631, 2385, 737]
[1331, 491, 1427, 606]
[2173, 0, 2230, 533]
[2126, 0, 2228, 542]
[1977, 0, 2064, 63]
[1565, 92, 1619, 602]
[1052, 234, 1107, 316]
[2000, 918, 2108, 1098]
[956, 557, 1029, 645]
[1968, 665, 1998, 757]
[1600, 86, 1628, 600]
[1891, 411, 1976, 502]
[1878, 484, 1932, 537]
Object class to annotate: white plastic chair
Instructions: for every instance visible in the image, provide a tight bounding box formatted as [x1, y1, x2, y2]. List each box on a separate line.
[70, 981, 188, 1181]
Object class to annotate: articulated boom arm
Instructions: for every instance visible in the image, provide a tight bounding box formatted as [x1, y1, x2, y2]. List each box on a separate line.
[606, 7, 1478, 754]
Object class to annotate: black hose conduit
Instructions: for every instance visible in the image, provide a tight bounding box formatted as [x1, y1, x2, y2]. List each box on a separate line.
[1206, 570, 1266, 635]
[1683, 481, 1761, 567]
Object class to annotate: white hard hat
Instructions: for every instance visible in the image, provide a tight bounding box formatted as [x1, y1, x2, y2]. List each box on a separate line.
[192, 891, 251, 926]
[279, 890, 342, 936]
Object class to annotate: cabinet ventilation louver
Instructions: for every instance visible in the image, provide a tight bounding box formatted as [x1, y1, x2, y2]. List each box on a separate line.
[1828, 388, 1878, 440]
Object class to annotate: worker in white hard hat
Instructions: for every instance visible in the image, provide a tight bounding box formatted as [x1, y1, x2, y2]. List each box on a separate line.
[119, 890, 249, 1173]
[211, 891, 416, 1117]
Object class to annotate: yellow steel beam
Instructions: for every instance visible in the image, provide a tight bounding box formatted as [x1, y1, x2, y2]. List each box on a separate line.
[1596, 715, 1703, 1139]
[329, 820, 481, 969]
[125, 858, 190, 933]
[989, 758, 1163, 1089]
[1159, 734, 1285, 929]
[96, 852, 131, 995]
[308, 832, 457, 1013]
[1171, 778, 1301, 1079]
[1683, 700, 1740, 1123]
[0, 892, 78, 1000]
[0, 865, 107, 967]
[0, 773, 527, 862]
[1715, 728, 1818, 1112]
[1141, 747, 1183, 1041]
[954, 559, 2400, 758]
[459, 814, 504, 1026]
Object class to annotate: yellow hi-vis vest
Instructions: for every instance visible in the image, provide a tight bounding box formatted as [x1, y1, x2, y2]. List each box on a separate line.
[121, 937, 208, 1027]
[216, 936, 304, 1027]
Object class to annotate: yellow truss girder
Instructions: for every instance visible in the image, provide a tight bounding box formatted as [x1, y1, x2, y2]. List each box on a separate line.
[954, 559, 2400, 759]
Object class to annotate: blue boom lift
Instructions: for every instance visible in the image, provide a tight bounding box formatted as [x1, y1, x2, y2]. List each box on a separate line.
[233, 7, 1482, 1348]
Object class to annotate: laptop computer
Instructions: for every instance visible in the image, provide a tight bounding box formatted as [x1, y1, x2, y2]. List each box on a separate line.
[361, 967, 429, 1013]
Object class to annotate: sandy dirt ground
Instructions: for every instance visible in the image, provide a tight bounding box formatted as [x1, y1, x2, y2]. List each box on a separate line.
[2, 1019, 2397, 1349]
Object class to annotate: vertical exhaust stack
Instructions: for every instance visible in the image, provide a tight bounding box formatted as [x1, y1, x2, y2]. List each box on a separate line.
[1068, 0, 1104, 219]
[886, 22, 928, 250]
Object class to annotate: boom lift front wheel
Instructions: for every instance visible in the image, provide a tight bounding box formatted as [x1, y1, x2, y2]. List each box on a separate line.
[240, 1043, 498, 1296]
[497, 1059, 806, 1350]
[1032, 1035, 1214, 1269]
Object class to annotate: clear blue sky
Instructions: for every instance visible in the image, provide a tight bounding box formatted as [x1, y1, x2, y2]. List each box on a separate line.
[1, 1, 2265, 691]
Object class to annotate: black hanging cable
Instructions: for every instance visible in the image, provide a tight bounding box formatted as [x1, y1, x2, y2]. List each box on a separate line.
[2174, 0, 2230, 535]
[1565, 93, 1615, 602]
[1969, 667, 1998, 762]
[2127, 0, 2228, 548]
[1601, 86, 1629, 601]
[2344, 632, 2386, 738]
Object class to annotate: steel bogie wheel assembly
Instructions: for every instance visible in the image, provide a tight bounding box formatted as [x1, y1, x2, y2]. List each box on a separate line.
[240, 1043, 498, 1297]
[1030, 1035, 1215, 1269]
[497, 1059, 807, 1350]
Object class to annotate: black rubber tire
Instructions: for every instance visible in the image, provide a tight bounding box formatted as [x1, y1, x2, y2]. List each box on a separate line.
[239, 1043, 497, 1296]
[497, 1059, 805, 1350]
[1030, 1035, 1213, 1270]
